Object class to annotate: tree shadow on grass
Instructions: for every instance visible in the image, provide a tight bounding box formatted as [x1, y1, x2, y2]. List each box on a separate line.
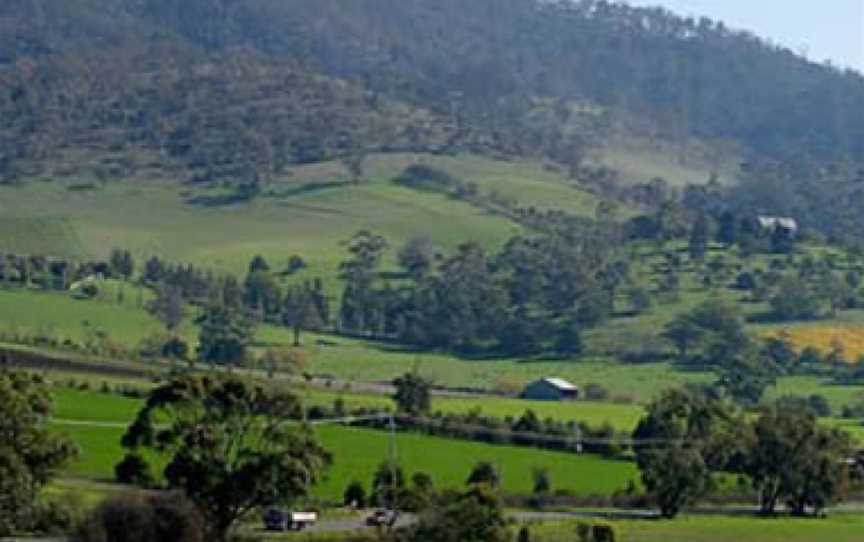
[268, 180, 351, 199]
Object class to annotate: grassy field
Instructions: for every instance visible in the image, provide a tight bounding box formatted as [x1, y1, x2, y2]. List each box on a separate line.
[0, 216, 89, 256]
[54, 422, 639, 501]
[0, 285, 168, 345]
[531, 514, 864, 542]
[589, 135, 739, 188]
[49, 388, 639, 502]
[0, 152, 611, 281]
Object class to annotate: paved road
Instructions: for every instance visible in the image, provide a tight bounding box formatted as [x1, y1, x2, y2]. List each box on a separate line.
[256, 503, 864, 535]
[253, 509, 655, 535]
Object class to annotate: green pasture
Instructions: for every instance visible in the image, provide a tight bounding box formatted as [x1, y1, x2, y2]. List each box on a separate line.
[49, 388, 639, 502]
[0, 285, 168, 345]
[52, 422, 639, 502]
[590, 136, 739, 188]
[1, 153, 575, 280]
[355, 153, 605, 216]
[531, 513, 864, 542]
[313, 425, 638, 501]
[0, 216, 88, 257]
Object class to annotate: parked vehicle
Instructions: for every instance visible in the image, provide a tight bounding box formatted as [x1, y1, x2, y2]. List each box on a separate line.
[365, 509, 398, 527]
[263, 508, 318, 531]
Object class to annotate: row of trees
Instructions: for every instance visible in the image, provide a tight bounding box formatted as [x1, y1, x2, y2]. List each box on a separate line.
[389, 373, 625, 456]
[634, 388, 855, 518]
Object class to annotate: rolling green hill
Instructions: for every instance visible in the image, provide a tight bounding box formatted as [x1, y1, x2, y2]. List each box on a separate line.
[0, 153, 555, 278]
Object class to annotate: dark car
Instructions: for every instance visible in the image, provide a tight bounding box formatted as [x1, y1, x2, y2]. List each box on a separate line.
[365, 509, 397, 527]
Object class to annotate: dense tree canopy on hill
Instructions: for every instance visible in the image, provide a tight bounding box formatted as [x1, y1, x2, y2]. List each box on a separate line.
[4, 0, 862, 165]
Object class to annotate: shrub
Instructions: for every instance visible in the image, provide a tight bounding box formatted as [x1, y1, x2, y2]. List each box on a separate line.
[393, 165, 456, 191]
[343, 481, 367, 508]
[31, 500, 81, 535]
[807, 394, 832, 417]
[735, 272, 756, 290]
[532, 467, 551, 495]
[592, 523, 617, 542]
[841, 402, 864, 418]
[575, 522, 617, 542]
[576, 522, 592, 542]
[799, 346, 823, 365]
[76, 494, 203, 542]
[161, 337, 189, 360]
[114, 453, 155, 487]
[584, 383, 610, 401]
[285, 255, 307, 275]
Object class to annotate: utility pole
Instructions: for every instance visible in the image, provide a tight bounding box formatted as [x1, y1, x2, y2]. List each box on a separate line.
[388, 413, 399, 530]
[573, 424, 583, 454]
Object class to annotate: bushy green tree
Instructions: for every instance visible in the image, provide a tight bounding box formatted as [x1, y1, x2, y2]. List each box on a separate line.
[402, 486, 511, 542]
[372, 460, 405, 509]
[532, 467, 551, 495]
[770, 276, 823, 321]
[339, 230, 389, 333]
[398, 235, 437, 279]
[242, 270, 282, 318]
[110, 248, 135, 280]
[0, 372, 77, 536]
[554, 316, 584, 357]
[662, 300, 748, 364]
[147, 282, 184, 333]
[661, 316, 704, 359]
[713, 351, 778, 408]
[633, 389, 750, 518]
[392, 372, 432, 416]
[343, 480, 367, 508]
[627, 286, 652, 315]
[466, 461, 500, 489]
[195, 303, 255, 365]
[688, 213, 709, 264]
[282, 283, 324, 346]
[746, 405, 852, 515]
[120, 376, 330, 542]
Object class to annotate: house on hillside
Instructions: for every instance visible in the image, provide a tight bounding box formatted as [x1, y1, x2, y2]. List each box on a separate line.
[521, 378, 580, 401]
[755, 216, 798, 236]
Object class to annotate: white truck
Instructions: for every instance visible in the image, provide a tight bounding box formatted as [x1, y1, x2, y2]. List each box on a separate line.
[262, 508, 318, 531]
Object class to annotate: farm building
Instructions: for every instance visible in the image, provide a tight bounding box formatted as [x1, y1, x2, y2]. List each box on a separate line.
[521, 378, 580, 401]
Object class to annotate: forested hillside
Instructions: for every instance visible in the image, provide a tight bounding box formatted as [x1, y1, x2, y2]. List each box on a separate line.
[4, 0, 863, 163]
[2, 0, 864, 236]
